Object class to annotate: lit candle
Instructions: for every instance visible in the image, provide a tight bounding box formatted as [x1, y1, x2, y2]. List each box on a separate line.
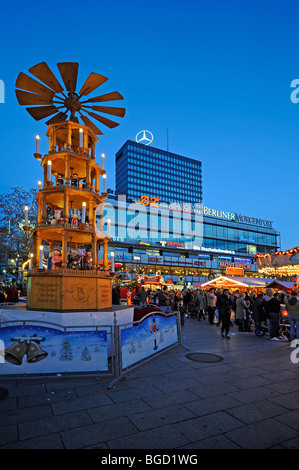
[24, 205, 29, 225]
[101, 153, 105, 169]
[39, 245, 44, 269]
[36, 135, 40, 154]
[79, 128, 83, 147]
[107, 218, 111, 237]
[82, 201, 86, 223]
[38, 181, 42, 191]
[29, 253, 33, 270]
[111, 251, 115, 272]
[103, 174, 106, 192]
[47, 160, 52, 181]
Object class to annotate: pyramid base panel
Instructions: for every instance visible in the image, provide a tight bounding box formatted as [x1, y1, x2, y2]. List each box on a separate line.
[26, 271, 114, 311]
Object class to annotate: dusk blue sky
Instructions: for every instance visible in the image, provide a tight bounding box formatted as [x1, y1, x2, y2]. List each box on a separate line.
[1, 0, 298, 250]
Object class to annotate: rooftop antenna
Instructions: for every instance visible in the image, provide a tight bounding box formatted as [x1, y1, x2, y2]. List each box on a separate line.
[167, 126, 169, 151]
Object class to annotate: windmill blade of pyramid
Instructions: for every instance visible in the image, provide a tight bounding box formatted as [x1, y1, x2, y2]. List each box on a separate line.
[28, 62, 64, 93]
[82, 105, 126, 117]
[81, 91, 124, 104]
[26, 105, 62, 121]
[79, 112, 104, 135]
[78, 72, 108, 97]
[85, 110, 120, 128]
[15, 72, 56, 99]
[57, 62, 79, 92]
[16, 89, 53, 106]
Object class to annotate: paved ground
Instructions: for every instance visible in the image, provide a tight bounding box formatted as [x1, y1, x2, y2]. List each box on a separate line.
[0, 316, 298, 450]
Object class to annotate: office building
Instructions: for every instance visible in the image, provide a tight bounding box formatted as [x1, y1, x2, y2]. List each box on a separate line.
[115, 140, 203, 206]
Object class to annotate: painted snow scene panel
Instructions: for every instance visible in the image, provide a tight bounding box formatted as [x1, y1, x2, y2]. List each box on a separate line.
[121, 314, 178, 369]
[0, 325, 108, 374]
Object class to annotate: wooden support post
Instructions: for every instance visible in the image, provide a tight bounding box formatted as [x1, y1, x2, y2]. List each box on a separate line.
[67, 123, 72, 149]
[95, 172, 100, 194]
[37, 199, 43, 226]
[35, 234, 42, 269]
[65, 156, 70, 186]
[88, 199, 94, 227]
[41, 195, 47, 223]
[92, 234, 97, 269]
[62, 233, 68, 268]
[103, 239, 109, 271]
[83, 130, 88, 150]
[64, 191, 69, 224]
[51, 128, 56, 152]
[86, 161, 91, 189]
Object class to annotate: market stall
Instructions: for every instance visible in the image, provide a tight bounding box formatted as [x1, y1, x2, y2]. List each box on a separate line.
[200, 276, 273, 292]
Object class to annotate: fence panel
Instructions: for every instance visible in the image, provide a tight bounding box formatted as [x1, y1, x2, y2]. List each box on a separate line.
[0, 320, 111, 376]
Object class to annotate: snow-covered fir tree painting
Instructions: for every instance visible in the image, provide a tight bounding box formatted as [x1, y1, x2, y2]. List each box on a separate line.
[60, 337, 73, 361]
[121, 314, 178, 369]
[81, 346, 92, 361]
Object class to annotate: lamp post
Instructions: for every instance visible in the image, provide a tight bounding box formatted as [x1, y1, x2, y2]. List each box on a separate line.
[24, 205, 29, 225]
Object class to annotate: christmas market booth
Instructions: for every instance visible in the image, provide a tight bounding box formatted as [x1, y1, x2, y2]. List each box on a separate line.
[255, 246, 299, 282]
[138, 274, 172, 290]
[265, 280, 297, 294]
[200, 276, 274, 292]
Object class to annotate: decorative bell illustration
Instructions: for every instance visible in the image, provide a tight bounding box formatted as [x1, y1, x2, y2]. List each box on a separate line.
[4, 342, 27, 365]
[26, 341, 48, 363]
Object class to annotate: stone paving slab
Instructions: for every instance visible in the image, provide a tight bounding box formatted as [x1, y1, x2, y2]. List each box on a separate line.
[0, 317, 298, 449]
[224, 417, 298, 449]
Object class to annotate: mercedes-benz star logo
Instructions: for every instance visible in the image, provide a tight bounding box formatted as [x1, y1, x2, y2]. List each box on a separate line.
[136, 130, 154, 146]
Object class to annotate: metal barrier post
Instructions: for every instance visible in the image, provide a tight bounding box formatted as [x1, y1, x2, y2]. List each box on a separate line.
[107, 312, 122, 389]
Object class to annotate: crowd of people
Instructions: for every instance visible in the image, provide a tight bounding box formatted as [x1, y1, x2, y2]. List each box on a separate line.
[133, 285, 299, 344]
[0, 283, 21, 303]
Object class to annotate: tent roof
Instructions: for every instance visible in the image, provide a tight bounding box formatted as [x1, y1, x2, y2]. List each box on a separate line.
[267, 280, 296, 291]
[201, 276, 274, 289]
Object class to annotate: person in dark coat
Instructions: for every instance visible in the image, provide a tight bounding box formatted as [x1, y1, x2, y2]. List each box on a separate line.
[253, 293, 266, 330]
[263, 288, 282, 340]
[112, 285, 120, 305]
[218, 288, 234, 339]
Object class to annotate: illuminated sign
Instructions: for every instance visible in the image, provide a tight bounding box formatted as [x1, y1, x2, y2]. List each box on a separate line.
[203, 206, 273, 228]
[135, 130, 154, 146]
[219, 261, 251, 270]
[135, 195, 160, 207]
[148, 257, 163, 263]
[193, 246, 236, 255]
[203, 207, 235, 220]
[160, 241, 185, 248]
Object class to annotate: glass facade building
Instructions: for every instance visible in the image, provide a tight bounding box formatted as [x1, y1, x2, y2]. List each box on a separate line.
[116, 140, 203, 205]
[97, 193, 280, 284]
[99, 140, 281, 285]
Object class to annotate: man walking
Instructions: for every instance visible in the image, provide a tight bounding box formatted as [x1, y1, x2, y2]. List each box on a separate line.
[285, 291, 299, 347]
[206, 288, 217, 325]
[218, 288, 234, 339]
